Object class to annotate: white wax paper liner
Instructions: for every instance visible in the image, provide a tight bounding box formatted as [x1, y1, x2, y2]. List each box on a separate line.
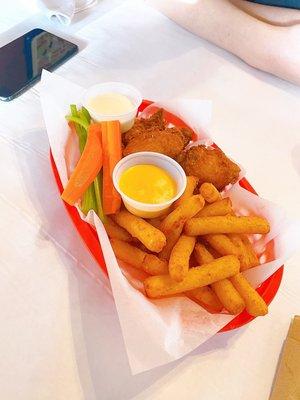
[40, 70, 300, 374]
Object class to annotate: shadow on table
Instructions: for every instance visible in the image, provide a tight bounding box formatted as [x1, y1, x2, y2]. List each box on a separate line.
[15, 127, 244, 399]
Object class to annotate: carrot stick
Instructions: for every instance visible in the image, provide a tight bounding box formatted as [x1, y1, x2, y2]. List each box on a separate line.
[62, 123, 103, 206]
[101, 120, 122, 215]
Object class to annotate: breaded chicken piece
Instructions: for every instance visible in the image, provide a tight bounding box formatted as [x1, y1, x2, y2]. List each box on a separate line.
[180, 127, 193, 145]
[123, 109, 165, 145]
[123, 109, 193, 157]
[123, 127, 186, 158]
[177, 145, 240, 190]
[141, 108, 165, 130]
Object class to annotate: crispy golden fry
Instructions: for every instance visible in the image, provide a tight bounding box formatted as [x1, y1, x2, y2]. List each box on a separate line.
[194, 242, 215, 265]
[185, 215, 270, 236]
[241, 235, 260, 269]
[113, 210, 166, 252]
[110, 238, 146, 269]
[110, 239, 168, 275]
[159, 195, 204, 259]
[227, 214, 259, 270]
[159, 224, 183, 260]
[104, 216, 133, 242]
[144, 254, 169, 275]
[169, 235, 196, 282]
[230, 273, 268, 316]
[206, 244, 221, 259]
[173, 176, 199, 208]
[144, 255, 240, 298]
[186, 287, 223, 313]
[147, 218, 162, 229]
[196, 198, 232, 218]
[134, 240, 149, 252]
[228, 234, 252, 271]
[199, 182, 222, 203]
[204, 234, 239, 257]
[211, 280, 245, 315]
[161, 194, 205, 234]
[193, 242, 245, 314]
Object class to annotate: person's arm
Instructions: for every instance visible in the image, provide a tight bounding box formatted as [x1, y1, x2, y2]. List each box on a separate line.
[230, 0, 300, 26]
[147, 0, 300, 85]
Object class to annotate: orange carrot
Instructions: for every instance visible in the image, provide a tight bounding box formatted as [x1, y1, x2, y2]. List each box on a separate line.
[62, 123, 103, 206]
[101, 120, 122, 214]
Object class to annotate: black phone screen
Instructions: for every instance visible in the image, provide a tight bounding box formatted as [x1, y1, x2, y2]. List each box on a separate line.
[0, 28, 78, 101]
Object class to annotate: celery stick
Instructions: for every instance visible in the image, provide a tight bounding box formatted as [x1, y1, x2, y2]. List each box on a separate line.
[79, 108, 91, 127]
[70, 104, 78, 117]
[68, 105, 87, 151]
[80, 184, 98, 215]
[93, 173, 106, 223]
[81, 107, 91, 124]
[66, 115, 89, 131]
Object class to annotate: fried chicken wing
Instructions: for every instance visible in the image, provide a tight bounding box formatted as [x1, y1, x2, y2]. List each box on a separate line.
[123, 109, 165, 145]
[123, 127, 186, 158]
[180, 127, 193, 146]
[123, 109, 193, 158]
[177, 145, 240, 190]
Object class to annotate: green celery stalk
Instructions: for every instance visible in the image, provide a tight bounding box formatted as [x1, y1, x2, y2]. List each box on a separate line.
[80, 184, 98, 215]
[66, 115, 89, 131]
[81, 107, 91, 124]
[69, 105, 87, 152]
[93, 173, 106, 223]
[70, 104, 78, 117]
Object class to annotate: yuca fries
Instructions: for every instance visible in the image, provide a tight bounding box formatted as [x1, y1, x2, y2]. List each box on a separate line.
[227, 209, 260, 270]
[113, 210, 166, 252]
[173, 176, 199, 208]
[186, 287, 223, 313]
[211, 280, 245, 315]
[228, 233, 252, 271]
[230, 273, 268, 316]
[194, 243, 245, 315]
[144, 255, 240, 298]
[185, 215, 270, 236]
[144, 254, 169, 275]
[169, 235, 196, 282]
[110, 239, 168, 275]
[104, 216, 133, 242]
[196, 198, 233, 218]
[194, 242, 215, 265]
[148, 218, 162, 229]
[241, 235, 260, 269]
[110, 238, 146, 268]
[161, 194, 205, 234]
[199, 183, 222, 203]
[159, 225, 183, 260]
[204, 234, 239, 257]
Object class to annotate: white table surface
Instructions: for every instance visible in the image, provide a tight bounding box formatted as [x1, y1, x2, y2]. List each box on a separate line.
[1, 1, 300, 399]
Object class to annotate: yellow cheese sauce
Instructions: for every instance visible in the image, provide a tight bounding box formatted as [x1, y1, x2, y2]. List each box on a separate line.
[87, 92, 134, 115]
[119, 164, 177, 204]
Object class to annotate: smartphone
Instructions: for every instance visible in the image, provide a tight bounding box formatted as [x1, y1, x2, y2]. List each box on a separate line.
[0, 28, 78, 101]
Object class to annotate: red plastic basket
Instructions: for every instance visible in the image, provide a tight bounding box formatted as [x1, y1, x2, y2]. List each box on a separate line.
[50, 100, 283, 333]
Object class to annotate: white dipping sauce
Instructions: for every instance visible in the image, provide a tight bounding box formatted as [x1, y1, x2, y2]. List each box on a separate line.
[87, 92, 134, 116]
